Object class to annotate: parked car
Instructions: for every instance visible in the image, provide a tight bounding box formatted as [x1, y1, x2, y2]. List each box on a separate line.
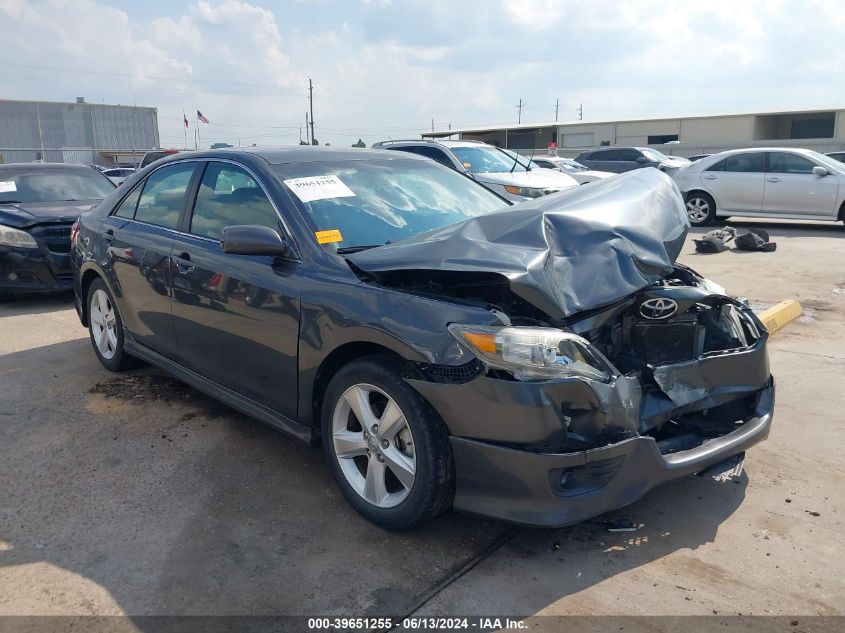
[73, 148, 773, 529]
[372, 139, 578, 202]
[102, 167, 135, 186]
[138, 149, 181, 170]
[528, 155, 613, 184]
[825, 151, 845, 164]
[672, 147, 845, 227]
[575, 146, 690, 174]
[0, 163, 115, 299]
[687, 154, 713, 162]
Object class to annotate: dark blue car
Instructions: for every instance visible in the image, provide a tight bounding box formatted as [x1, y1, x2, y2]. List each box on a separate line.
[0, 163, 114, 299]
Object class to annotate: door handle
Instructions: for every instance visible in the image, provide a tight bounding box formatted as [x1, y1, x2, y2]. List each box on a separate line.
[103, 228, 115, 242]
[703, 175, 718, 180]
[767, 177, 781, 183]
[173, 252, 195, 275]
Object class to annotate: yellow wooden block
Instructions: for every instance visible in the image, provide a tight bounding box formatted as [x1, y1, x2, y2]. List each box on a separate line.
[757, 300, 802, 336]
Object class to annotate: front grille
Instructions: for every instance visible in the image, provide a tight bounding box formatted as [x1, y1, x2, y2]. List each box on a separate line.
[25, 223, 74, 254]
[39, 224, 73, 253]
[633, 322, 698, 364]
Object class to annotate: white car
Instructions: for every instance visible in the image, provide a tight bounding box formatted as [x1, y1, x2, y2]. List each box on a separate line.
[373, 140, 578, 202]
[673, 148, 845, 227]
[527, 156, 613, 184]
[101, 167, 135, 186]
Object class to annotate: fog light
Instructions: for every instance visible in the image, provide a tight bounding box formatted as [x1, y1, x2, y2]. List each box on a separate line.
[7, 272, 17, 281]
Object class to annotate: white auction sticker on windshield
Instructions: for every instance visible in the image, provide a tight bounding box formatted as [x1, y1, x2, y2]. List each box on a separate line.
[0, 181, 17, 193]
[283, 175, 356, 203]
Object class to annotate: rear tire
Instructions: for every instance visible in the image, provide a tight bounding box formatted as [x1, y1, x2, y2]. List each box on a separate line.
[321, 355, 454, 529]
[87, 278, 138, 371]
[685, 192, 717, 227]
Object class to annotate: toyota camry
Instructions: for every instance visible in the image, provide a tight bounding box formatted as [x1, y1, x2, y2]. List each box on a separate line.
[72, 148, 773, 529]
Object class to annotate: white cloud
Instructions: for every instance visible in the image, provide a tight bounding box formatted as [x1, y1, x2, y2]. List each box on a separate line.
[0, 0, 842, 147]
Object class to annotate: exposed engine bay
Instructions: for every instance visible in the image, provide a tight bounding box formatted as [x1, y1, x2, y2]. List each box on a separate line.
[362, 262, 769, 454]
[347, 169, 770, 454]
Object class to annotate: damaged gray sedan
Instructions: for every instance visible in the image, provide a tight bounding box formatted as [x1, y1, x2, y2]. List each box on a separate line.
[74, 148, 772, 529]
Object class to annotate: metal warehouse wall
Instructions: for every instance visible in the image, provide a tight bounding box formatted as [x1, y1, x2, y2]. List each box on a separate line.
[0, 100, 159, 164]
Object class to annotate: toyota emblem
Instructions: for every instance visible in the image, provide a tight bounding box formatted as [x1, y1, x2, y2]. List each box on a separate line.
[639, 297, 678, 320]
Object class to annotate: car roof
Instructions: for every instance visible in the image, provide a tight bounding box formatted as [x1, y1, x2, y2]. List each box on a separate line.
[0, 162, 101, 171]
[373, 139, 489, 150]
[151, 146, 431, 167]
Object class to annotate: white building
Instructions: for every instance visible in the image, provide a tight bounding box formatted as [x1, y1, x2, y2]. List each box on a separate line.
[422, 107, 845, 158]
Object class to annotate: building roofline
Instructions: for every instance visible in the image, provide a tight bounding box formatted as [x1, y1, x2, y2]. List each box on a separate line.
[0, 98, 157, 111]
[421, 106, 844, 137]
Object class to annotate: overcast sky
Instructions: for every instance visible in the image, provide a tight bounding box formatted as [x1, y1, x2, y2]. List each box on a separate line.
[1, 0, 844, 148]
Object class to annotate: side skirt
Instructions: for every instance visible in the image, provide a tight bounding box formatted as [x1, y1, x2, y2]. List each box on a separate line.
[124, 337, 315, 446]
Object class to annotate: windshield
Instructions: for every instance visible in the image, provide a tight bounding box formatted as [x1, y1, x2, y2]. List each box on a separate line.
[640, 148, 671, 162]
[450, 146, 529, 174]
[273, 158, 510, 252]
[806, 150, 845, 173]
[0, 167, 114, 203]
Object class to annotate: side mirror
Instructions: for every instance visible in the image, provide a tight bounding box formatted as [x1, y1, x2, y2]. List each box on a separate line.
[812, 165, 829, 177]
[221, 225, 296, 259]
[635, 156, 649, 164]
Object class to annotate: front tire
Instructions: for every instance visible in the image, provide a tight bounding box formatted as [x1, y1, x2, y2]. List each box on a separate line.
[87, 278, 137, 371]
[685, 192, 717, 226]
[321, 356, 454, 529]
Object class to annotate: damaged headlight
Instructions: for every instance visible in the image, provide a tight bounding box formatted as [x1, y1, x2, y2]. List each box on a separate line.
[448, 324, 615, 381]
[0, 224, 37, 249]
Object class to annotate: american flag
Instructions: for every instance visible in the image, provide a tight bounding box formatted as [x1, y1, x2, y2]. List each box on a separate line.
[197, 110, 209, 124]
[183, 112, 189, 128]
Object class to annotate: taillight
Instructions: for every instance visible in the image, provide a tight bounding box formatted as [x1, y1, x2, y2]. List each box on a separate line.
[70, 220, 79, 246]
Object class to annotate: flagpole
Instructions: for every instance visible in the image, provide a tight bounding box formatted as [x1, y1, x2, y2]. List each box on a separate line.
[195, 108, 200, 149]
[183, 111, 187, 149]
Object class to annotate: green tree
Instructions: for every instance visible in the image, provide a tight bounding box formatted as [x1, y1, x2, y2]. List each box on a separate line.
[352, 138, 366, 148]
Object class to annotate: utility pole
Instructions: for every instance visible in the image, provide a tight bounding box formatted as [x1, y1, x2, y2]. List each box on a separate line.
[299, 126, 302, 144]
[431, 118, 435, 132]
[555, 99, 559, 122]
[305, 112, 310, 144]
[308, 77, 315, 144]
[578, 103, 583, 120]
[516, 98, 523, 124]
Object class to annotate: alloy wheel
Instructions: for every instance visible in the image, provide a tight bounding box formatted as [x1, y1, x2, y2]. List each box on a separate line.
[686, 197, 711, 223]
[90, 288, 118, 360]
[331, 383, 416, 508]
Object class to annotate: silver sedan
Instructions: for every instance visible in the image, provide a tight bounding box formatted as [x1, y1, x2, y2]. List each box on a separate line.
[672, 148, 845, 227]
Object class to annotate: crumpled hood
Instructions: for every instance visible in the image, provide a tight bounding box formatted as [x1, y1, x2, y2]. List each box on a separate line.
[476, 168, 578, 190]
[0, 200, 99, 228]
[348, 168, 689, 320]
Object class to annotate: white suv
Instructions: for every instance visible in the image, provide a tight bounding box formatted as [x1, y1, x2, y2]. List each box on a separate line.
[373, 140, 578, 202]
[673, 147, 845, 227]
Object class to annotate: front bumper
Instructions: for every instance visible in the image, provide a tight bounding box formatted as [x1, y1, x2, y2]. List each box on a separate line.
[447, 381, 772, 526]
[0, 245, 73, 294]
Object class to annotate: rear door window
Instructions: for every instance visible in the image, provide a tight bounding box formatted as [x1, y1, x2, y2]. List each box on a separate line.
[134, 162, 197, 229]
[113, 187, 141, 219]
[189, 162, 280, 240]
[707, 153, 765, 173]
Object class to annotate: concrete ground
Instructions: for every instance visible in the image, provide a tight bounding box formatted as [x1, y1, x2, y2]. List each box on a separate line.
[0, 219, 843, 626]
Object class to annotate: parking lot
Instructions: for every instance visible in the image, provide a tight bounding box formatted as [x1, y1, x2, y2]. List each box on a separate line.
[1, 220, 843, 624]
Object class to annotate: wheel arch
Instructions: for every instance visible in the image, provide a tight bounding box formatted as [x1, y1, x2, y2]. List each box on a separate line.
[308, 342, 415, 439]
[78, 266, 105, 327]
[837, 198, 845, 221]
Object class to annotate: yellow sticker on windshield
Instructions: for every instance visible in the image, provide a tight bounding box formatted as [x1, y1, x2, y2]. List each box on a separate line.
[315, 229, 343, 244]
